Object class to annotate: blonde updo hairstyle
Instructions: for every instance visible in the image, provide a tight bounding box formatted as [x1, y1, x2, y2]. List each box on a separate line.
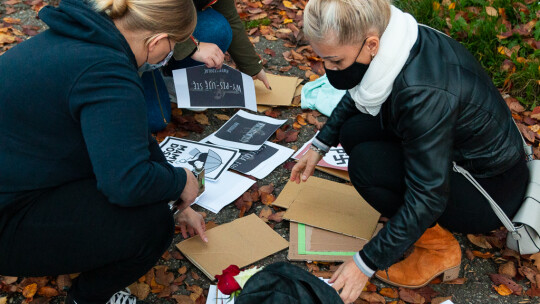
[93, 0, 196, 44]
[304, 0, 391, 46]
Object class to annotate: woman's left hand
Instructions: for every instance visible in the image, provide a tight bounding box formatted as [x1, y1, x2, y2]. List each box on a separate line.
[330, 258, 369, 304]
[174, 206, 208, 242]
[253, 69, 271, 90]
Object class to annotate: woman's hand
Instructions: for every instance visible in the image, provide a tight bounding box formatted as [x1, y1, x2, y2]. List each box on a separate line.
[330, 258, 369, 304]
[190, 42, 224, 69]
[253, 69, 271, 90]
[175, 206, 208, 242]
[178, 168, 199, 210]
[290, 149, 322, 184]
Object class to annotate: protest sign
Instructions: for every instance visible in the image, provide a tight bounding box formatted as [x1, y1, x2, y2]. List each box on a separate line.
[229, 142, 294, 179]
[173, 64, 257, 111]
[160, 137, 239, 181]
[293, 135, 349, 171]
[206, 110, 286, 151]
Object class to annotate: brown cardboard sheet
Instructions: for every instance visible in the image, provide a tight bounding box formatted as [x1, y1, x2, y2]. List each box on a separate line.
[255, 74, 301, 106]
[176, 214, 288, 279]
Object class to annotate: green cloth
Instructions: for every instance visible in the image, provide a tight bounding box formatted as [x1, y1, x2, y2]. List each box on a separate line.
[173, 0, 262, 76]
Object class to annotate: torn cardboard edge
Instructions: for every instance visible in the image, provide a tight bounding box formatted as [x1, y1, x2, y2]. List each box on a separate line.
[176, 214, 288, 280]
[288, 222, 383, 262]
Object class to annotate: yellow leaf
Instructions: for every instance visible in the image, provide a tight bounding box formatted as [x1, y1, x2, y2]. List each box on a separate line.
[493, 284, 512, 296]
[22, 283, 37, 299]
[283, 18, 293, 24]
[433, 1, 441, 11]
[0, 297, 6, 304]
[283, 0, 296, 9]
[497, 46, 505, 55]
[516, 57, 526, 64]
[0, 33, 16, 45]
[448, 2, 455, 9]
[2, 17, 20, 24]
[485, 6, 498, 17]
[309, 74, 319, 82]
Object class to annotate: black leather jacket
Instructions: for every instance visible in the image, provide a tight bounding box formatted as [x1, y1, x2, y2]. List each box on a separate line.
[315, 25, 523, 270]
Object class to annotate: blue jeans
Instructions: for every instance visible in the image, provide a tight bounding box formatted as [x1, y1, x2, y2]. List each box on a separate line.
[144, 8, 233, 131]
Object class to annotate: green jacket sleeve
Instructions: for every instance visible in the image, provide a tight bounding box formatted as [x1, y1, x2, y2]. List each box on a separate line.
[212, 0, 262, 76]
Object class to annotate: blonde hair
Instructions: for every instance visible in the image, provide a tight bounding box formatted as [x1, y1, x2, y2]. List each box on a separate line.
[93, 0, 196, 43]
[304, 0, 391, 45]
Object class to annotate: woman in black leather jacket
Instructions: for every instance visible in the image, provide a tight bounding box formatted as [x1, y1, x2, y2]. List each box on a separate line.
[291, 0, 528, 302]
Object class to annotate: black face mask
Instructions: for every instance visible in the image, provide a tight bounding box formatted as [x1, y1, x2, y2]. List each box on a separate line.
[324, 38, 370, 90]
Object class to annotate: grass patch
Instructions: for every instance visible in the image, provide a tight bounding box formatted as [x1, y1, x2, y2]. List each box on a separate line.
[395, 0, 539, 107]
[244, 18, 271, 30]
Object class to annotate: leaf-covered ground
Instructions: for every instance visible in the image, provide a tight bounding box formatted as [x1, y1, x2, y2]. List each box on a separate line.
[1, 0, 540, 303]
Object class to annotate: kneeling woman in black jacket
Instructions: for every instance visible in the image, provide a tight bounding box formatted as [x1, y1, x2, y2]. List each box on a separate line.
[292, 0, 528, 302]
[0, 0, 206, 303]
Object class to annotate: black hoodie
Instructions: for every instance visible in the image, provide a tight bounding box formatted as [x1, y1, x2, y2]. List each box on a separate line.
[0, 0, 187, 210]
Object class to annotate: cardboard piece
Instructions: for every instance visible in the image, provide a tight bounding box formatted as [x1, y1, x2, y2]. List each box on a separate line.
[315, 166, 350, 181]
[288, 222, 383, 262]
[176, 214, 288, 280]
[255, 74, 301, 106]
[275, 177, 380, 239]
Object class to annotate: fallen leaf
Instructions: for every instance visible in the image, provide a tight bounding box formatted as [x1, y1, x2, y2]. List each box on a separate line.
[465, 249, 475, 260]
[472, 250, 494, 259]
[37, 286, 59, 298]
[306, 263, 319, 272]
[311, 271, 333, 278]
[259, 183, 274, 195]
[173, 274, 187, 286]
[261, 193, 276, 205]
[296, 114, 307, 125]
[264, 109, 281, 118]
[0, 33, 16, 45]
[214, 114, 230, 121]
[172, 295, 194, 304]
[264, 48, 276, 57]
[1, 276, 17, 284]
[283, 161, 295, 170]
[415, 286, 439, 302]
[489, 274, 522, 295]
[493, 284, 513, 296]
[485, 6, 498, 16]
[2, 17, 20, 24]
[530, 252, 540, 272]
[193, 113, 209, 125]
[268, 211, 285, 222]
[56, 275, 72, 292]
[518, 266, 538, 283]
[259, 206, 273, 222]
[0, 297, 6, 304]
[467, 234, 492, 249]
[285, 130, 299, 142]
[499, 261, 517, 278]
[191, 271, 200, 280]
[398, 287, 425, 303]
[22, 283, 38, 299]
[526, 284, 540, 297]
[155, 266, 174, 286]
[186, 284, 203, 302]
[359, 292, 385, 303]
[380, 287, 399, 298]
[442, 277, 467, 284]
[127, 282, 150, 300]
[292, 122, 302, 130]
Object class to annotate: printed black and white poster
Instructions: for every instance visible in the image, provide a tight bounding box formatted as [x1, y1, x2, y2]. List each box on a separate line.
[293, 134, 349, 171]
[206, 110, 287, 151]
[229, 142, 294, 179]
[159, 137, 240, 181]
[172, 64, 257, 111]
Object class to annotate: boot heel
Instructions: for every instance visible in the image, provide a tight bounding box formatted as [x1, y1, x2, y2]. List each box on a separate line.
[442, 265, 460, 282]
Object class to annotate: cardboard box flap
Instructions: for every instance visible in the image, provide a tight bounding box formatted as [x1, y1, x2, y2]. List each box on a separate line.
[255, 74, 300, 106]
[273, 176, 358, 209]
[176, 214, 288, 279]
[283, 186, 379, 239]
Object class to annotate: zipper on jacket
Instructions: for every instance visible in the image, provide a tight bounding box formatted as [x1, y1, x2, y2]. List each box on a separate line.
[151, 71, 168, 124]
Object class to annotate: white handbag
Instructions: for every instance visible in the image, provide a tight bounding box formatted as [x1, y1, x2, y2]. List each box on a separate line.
[453, 121, 540, 255]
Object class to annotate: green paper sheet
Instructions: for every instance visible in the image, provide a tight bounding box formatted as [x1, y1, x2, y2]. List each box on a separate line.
[297, 223, 356, 256]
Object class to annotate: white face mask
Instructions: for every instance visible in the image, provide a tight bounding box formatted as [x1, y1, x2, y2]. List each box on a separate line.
[138, 38, 173, 73]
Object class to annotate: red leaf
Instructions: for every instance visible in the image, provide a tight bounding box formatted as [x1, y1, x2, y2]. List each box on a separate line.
[489, 274, 522, 295]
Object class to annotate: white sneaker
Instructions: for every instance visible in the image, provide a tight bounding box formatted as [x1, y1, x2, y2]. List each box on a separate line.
[106, 290, 136, 304]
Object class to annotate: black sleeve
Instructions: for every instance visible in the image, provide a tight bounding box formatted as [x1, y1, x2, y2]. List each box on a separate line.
[314, 92, 360, 149]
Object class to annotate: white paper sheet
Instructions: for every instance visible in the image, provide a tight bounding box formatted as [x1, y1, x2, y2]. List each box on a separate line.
[173, 64, 256, 111]
[292, 134, 349, 171]
[206, 285, 234, 304]
[229, 141, 294, 179]
[206, 110, 287, 151]
[160, 137, 240, 181]
[195, 170, 255, 213]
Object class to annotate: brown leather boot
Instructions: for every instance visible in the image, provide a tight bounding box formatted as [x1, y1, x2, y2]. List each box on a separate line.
[375, 224, 461, 288]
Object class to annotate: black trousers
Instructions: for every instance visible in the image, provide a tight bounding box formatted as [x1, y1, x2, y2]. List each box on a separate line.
[340, 113, 528, 234]
[0, 179, 174, 303]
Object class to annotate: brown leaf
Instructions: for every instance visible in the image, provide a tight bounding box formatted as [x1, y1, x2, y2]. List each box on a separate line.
[268, 211, 285, 222]
[431, 296, 453, 304]
[518, 266, 538, 283]
[292, 122, 302, 130]
[274, 128, 286, 142]
[501, 248, 521, 261]
[264, 109, 281, 118]
[285, 130, 299, 142]
[127, 282, 150, 300]
[530, 252, 540, 272]
[173, 274, 187, 286]
[264, 48, 276, 57]
[261, 193, 276, 205]
[2, 17, 20, 24]
[415, 286, 439, 302]
[191, 271, 200, 280]
[380, 287, 399, 298]
[398, 287, 425, 303]
[161, 250, 171, 261]
[259, 183, 274, 195]
[1, 276, 17, 284]
[296, 114, 307, 125]
[214, 114, 230, 121]
[467, 234, 492, 249]
[489, 274, 522, 295]
[472, 250, 494, 259]
[526, 284, 540, 297]
[155, 266, 174, 286]
[172, 295, 194, 304]
[442, 277, 467, 284]
[193, 113, 209, 125]
[465, 249, 475, 260]
[22, 283, 38, 299]
[259, 206, 273, 222]
[499, 261, 517, 278]
[359, 292, 385, 303]
[186, 284, 204, 302]
[37, 286, 59, 298]
[311, 271, 333, 278]
[0, 33, 16, 45]
[234, 196, 252, 212]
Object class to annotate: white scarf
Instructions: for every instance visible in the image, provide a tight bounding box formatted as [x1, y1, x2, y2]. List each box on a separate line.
[349, 6, 418, 116]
